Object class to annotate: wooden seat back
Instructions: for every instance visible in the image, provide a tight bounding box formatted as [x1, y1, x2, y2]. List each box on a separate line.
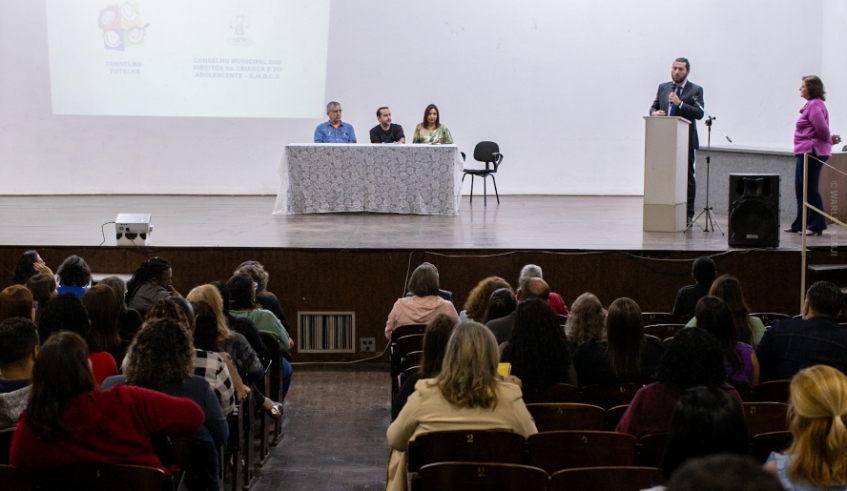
[549, 466, 664, 491]
[526, 403, 606, 432]
[522, 383, 581, 404]
[408, 430, 526, 473]
[418, 462, 548, 491]
[580, 383, 641, 409]
[527, 431, 637, 474]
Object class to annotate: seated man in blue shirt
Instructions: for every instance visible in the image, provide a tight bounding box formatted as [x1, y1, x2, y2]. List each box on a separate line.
[314, 101, 357, 143]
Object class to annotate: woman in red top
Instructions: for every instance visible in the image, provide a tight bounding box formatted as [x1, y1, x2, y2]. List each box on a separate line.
[10, 332, 203, 471]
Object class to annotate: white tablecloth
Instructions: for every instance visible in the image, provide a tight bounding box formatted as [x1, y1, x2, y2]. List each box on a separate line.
[273, 144, 464, 216]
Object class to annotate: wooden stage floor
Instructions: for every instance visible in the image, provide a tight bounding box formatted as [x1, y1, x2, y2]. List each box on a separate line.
[0, 195, 840, 251]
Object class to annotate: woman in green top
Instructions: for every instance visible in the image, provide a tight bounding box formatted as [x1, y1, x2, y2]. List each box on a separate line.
[684, 275, 766, 346]
[227, 274, 291, 352]
[412, 104, 453, 144]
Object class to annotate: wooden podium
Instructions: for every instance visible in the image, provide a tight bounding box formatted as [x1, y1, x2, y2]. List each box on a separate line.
[643, 116, 690, 232]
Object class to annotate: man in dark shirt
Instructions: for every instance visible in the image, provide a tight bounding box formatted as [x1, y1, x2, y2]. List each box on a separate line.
[756, 281, 847, 382]
[369, 107, 405, 144]
[672, 256, 715, 317]
[487, 277, 550, 344]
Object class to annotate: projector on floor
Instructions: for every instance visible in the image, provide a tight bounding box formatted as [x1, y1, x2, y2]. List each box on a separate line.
[116, 213, 153, 246]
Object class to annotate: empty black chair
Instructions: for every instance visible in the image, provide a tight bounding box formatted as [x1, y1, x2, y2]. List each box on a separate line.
[462, 141, 503, 206]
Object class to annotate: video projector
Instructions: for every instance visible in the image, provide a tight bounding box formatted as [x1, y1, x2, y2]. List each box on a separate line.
[115, 213, 153, 246]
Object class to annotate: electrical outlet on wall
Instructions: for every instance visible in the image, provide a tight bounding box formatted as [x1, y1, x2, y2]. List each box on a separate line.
[360, 337, 375, 352]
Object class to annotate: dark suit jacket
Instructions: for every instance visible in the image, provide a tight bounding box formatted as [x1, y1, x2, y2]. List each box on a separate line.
[650, 81, 705, 150]
[486, 311, 516, 345]
[755, 317, 847, 382]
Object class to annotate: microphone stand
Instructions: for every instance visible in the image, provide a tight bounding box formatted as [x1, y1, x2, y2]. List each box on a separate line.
[685, 103, 731, 234]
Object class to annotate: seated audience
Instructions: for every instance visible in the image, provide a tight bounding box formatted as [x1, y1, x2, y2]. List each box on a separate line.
[573, 297, 664, 387]
[672, 256, 716, 317]
[314, 101, 356, 143]
[486, 277, 549, 344]
[0, 285, 34, 322]
[370, 107, 406, 143]
[518, 264, 569, 315]
[228, 274, 292, 352]
[13, 250, 51, 285]
[25, 274, 56, 323]
[126, 257, 181, 316]
[103, 319, 228, 491]
[685, 275, 766, 346]
[386, 322, 537, 491]
[211, 280, 270, 367]
[9, 332, 204, 471]
[234, 260, 292, 331]
[756, 281, 847, 382]
[99, 276, 143, 343]
[463, 276, 511, 322]
[765, 365, 847, 491]
[385, 263, 458, 340]
[483, 288, 517, 324]
[391, 314, 455, 420]
[0, 318, 39, 430]
[38, 293, 118, 385]
[55, 255, 91, 298]
[665, 454, 784, 491]
[695, 296, 759, 388]
[81, 284, 129, 368]
[412, 104, 453, 144]
[617, 328, 742, 438]
[564, 292, 606, 355]
[501, 298, 576, 391]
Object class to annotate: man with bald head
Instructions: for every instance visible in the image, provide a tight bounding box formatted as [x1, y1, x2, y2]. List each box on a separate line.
[485, 277, 549, 344]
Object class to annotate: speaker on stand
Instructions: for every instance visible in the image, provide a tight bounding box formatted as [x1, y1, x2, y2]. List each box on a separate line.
[728, 174, 780, 248]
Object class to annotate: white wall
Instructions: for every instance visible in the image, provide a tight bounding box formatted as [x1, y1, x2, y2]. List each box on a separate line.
[0, 0, 829, 195]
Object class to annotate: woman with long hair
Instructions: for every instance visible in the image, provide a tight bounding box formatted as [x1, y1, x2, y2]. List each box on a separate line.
[25, 274, 56, 324]
[211, 280, 270, 367]
[695, 296, 759, 388]
[0, 285, 34, 323]
[99, 276, 144, 343]
[14, 250, 51, 285]
[81, 284, 128, 368]
[463, 276, 511, 322]
[233, 261, 291, 330]
[685, 275, 766, 346]
[385, 263, 458, 340]
[766, 365, 847, 490]
[573, 297, 664, 387]
[565, 292, 606, 354]
[386, 322, 537, 491]
[126, 257, 180, 316]
[9, 332, 203, 471]
[412, 104, 453, 144]
[228, 274, 291, 351]
[391, 314, 456, 419]
[501, 298, 575, 392]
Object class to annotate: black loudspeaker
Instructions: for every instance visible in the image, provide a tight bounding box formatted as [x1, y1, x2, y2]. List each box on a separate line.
[728, 174, 780, 248]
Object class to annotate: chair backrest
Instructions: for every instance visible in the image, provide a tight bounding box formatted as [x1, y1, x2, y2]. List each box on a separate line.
[526, 403, 606, 432]
[549, 466, 664, 491]
[743, 402, 789, 440]
[605, 405, 629, 431]
[259, 332, 284, 403]
[400, 351, 423, 372]
[634, 433, 669, 467]
[750, 431, 793, 463]
[33, 464, 169, 491]
[522, 383, 581, 404]
[580, 383, 641, 410]
[753, 380, 791, 404]
[0, 465, 33, 491]
[644, 324, 685, 339]
[408, 430, 527, 473]
[473, 141, 501, 165]
[418, 462, 548, 491]
[527, 431, 637, 474]
[392, 334, 424, 366]
[642, 312, 682, 325]
[750, 313, 791, 327]
[0, 429, 14, 465]
[391, 324, 428, 342]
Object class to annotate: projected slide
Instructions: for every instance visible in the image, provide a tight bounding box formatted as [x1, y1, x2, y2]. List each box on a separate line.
[45, 0, 330, 118]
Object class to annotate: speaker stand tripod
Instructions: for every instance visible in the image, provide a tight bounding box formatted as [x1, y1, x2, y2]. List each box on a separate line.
[685, 107, 732, 234]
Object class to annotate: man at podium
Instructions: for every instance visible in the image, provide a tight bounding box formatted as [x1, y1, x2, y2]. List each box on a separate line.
[650, 58, 704, 225]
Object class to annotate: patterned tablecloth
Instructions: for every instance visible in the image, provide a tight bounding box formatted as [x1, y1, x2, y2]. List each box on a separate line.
[273, 144, 464, 216]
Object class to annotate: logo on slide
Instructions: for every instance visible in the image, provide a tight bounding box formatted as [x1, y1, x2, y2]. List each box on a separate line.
[228, 10, 253, 46]
[99, 3, 149, 51]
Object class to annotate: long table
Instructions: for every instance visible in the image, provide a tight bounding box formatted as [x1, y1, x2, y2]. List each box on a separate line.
[273, 144, 464, 216]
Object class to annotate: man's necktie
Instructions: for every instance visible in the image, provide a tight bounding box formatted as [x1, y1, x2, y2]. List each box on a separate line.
[669, 86, 682, 116]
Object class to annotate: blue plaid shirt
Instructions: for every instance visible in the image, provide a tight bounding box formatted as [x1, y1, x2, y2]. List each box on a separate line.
[314, 121, 357, 143]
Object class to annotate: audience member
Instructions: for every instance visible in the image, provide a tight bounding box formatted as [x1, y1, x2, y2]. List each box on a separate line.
[211, 280, 270, 367]
[463, 276, 511, 322]
[672, 256, 716, 317]
[695, 296, 759, 387]
[0, 285, 34, 323]
[370, 107, 406, 143]
[391, 314, 455, 420]
[412, 104, 453, 144]
[486, 276, 550, 344]
[13, 250, 51, 285]
[37, 293, 118, 385]
[103, 319, 228, 491]
[404, 263, 453, 302]
[314, 101, 356, 143]
[757, 281, 847, 382]
[616, 328, 741, 437]
[25, 274, 56, 324]
[0, 318, 39, 430]
[126, 257, 180, 316]
[483, 288, 516, 324]
[518, 264, 569, 315]
[573, 297, 664, 387]
[501, 298, 576, 391]
[385, 322, 537, 491]
[9, 332, 204, 471]
[665, 454, 784, 491]
[234, 260, 292, 331]
[228, 274, 292, 352]
[686, 275, 766, 346]
[385, 263, 458, 340]
[565, 292, 606, 355]
[81, 284, 129, 368]
[55, 255, 91, 298]
[99, 276, 143, 343]
[765, 365, 847, 490]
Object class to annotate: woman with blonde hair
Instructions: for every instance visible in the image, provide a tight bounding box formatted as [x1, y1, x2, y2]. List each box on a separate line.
[385, 322, 537, 491]
[463, 276, 511, 322]
[565, 292, 606, 354]
[766, 365, 847, 490]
